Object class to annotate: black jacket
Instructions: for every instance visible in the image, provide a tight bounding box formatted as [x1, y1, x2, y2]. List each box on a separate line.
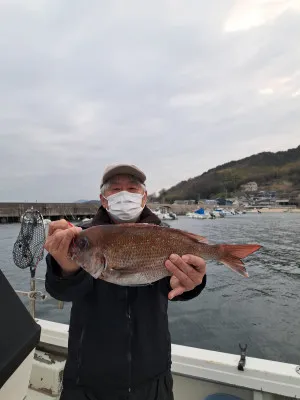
[45, 206, 206, 396]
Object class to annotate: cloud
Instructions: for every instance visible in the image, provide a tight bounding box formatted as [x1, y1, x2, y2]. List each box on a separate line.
[0, 0, 299, 201]
[224, 0, 300, 32]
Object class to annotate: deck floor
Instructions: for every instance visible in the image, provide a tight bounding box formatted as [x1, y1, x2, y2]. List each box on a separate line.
[27, 388, 59, 400]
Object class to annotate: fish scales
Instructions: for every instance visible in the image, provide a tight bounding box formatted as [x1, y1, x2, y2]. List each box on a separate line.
[68, 223, 262, 285]
[99, 225, 200, 285]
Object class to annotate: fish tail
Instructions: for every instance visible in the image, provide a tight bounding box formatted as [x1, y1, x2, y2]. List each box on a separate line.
[217, 244, 262, 277]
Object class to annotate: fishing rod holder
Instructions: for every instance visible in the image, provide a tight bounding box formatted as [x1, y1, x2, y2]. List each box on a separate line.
[237, 343, 247, 371]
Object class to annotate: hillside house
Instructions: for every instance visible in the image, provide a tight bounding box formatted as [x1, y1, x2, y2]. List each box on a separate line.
[240, 181, 258, 192]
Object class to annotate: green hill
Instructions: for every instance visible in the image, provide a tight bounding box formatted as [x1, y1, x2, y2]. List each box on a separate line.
[159, 145, 300, 202]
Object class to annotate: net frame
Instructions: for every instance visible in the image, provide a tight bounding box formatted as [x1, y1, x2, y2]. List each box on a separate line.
[12, 208, 46, 277]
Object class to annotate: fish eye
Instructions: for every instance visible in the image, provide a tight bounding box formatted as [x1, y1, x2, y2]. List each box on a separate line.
[75, 236, 90, 251]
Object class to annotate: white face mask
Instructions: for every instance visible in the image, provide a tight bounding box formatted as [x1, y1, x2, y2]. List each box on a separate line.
[104, 191, 145, 222]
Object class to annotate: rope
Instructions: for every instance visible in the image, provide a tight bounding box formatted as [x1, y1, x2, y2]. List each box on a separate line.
[15, 290, 47, 300]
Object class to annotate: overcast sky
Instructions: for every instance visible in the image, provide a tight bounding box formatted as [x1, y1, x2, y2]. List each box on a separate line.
[0, 0, 299, 202]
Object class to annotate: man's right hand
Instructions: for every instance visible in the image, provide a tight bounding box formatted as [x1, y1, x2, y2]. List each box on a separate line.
[44, 219, 82, 274]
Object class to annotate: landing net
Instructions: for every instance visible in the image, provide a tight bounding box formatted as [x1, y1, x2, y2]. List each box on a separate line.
[12, 208, 46, 276]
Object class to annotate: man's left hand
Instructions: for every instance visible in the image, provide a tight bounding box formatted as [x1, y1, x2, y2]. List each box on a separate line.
[165, 254, 206, 300]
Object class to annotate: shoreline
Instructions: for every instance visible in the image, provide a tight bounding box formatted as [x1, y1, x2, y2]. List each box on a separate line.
[245, 208, 300, 213]
[148, 203, 300, 215]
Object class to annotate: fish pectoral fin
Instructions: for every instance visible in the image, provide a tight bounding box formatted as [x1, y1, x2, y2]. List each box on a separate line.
[110, 268, 120, 274]
[98, 254, 108, 277]
[102, 267, 121, 279]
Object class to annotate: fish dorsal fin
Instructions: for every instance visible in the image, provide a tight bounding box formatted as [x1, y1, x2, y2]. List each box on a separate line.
[117, 223, 157, 228]
[111, 223, 209, 243]
[179, 230, 209, 244]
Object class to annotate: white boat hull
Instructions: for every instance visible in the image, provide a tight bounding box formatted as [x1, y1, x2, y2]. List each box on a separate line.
[20, 319, 300, 400]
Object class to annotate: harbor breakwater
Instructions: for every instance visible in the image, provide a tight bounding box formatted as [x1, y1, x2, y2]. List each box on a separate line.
[0, 202, 298, 223]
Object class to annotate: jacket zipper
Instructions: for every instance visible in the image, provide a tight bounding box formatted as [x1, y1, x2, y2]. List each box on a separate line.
[76, 327, 85, 384]
[126, 288, 132, 393]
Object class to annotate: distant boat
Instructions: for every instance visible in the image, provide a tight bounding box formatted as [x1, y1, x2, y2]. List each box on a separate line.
[186, 207, 243, 219]
[186, 207, 209, 219]
[152, 207, 177, 220]
[214, 208, 236, 217]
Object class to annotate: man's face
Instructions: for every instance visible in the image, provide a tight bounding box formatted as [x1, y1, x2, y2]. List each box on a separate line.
[100, 174, 147, 209]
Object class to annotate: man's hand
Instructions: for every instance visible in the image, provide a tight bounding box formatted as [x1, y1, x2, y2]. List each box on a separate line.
[44, 219, 82, 274]
[165, 254, 206, 300]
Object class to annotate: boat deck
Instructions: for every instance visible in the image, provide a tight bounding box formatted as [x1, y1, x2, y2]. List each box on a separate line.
[27, 389, 56, 400]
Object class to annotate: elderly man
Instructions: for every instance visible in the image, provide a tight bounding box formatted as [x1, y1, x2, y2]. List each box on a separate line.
[44, 164, 207, 400]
